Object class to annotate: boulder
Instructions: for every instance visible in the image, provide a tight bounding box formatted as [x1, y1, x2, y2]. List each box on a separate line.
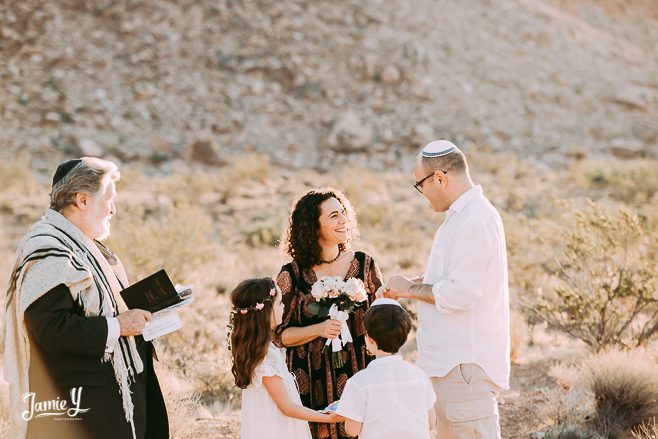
[187, 138, 226, 166]
[77, 138, 104, 157]
[327, 111, 375, 152]
[380, 64, 402, 85]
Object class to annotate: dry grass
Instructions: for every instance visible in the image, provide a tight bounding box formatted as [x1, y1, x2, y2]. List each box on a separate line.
[107, 201, 215, 281]
[157, 367, 202, 439]
[150, 154, 273, 205]
[510, 310, 529, 364]
[633, 419, 658, 439]
[546, 349, 658, 438]
[0, 416, 10, 439]
[585, 350, 658, 437]
[572, 158, 658, 205]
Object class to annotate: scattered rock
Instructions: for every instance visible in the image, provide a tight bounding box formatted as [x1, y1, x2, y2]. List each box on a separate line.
[327, 111, 375, 152]
[148, 135, 179, 163]
[609, 138, 646, 159]
[133, 82, 157, 100]
[77, 138, 104, 157]
[380, 65, 402, 85]
[610, 85, 651, 111]
[1, 1, 658, 168]
[411, 123, 434, 147]
[187, 138, 226, 166]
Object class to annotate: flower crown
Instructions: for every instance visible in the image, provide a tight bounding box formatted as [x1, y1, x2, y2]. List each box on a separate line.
[227, 286, 277, 352]
[231, 288, 277, 315]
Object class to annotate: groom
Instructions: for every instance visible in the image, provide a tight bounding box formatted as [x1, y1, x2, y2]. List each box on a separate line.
[4, 157, 169, 439]
[380, 140, 510, 438]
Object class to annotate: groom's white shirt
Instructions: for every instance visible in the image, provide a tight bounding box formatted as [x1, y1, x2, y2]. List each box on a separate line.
[418, 185, 510, 390]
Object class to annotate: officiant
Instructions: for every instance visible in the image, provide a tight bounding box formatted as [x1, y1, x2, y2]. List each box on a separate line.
[4, 157, 169, 439]
[273, 187, 383, 439]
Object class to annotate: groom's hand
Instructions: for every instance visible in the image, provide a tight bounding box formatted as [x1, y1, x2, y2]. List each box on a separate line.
[117, 309, 152, 336]
[381, 275, 413, 300]
[316, 319, 342, 340]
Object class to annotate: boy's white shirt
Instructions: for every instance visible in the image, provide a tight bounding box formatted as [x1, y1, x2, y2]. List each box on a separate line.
[336, 355, 436, 439]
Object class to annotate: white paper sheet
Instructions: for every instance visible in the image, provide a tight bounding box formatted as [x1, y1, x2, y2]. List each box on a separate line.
[142, 309, 182, 341]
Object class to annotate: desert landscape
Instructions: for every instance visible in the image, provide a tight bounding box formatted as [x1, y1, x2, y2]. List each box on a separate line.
[1, 0, 657, 438]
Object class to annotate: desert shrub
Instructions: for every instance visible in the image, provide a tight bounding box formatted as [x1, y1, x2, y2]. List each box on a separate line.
[503, 212, 555, 296]
[530, 200, 658, 351]
[158, 291, 241, 408]
[544, 424, 600, 439]
[242, 216, 285, 248]
[585, 350, 658, 438]
[107, 201, 214, 282]
[510, 309, 529, 364]
[573, 159, 658, 205]
[155, 155, 272, 205]
[546, 349, 658, 439]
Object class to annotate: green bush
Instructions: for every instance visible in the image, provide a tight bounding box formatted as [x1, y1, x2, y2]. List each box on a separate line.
[530, 200, 658, 351]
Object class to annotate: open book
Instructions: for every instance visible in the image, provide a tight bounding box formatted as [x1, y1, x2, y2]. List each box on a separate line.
[120, 269, 194, 341]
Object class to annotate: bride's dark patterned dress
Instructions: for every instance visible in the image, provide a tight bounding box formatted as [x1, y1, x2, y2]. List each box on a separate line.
[275, 251, 383, 439]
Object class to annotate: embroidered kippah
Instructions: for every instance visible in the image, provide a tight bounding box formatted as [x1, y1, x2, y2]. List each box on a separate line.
[52, 159, 83, 187]
[421, 140, 457, 158]
[370, 298, 403, 308]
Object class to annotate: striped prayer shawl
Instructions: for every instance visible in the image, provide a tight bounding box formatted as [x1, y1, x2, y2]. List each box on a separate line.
[3, 209, 143, 439]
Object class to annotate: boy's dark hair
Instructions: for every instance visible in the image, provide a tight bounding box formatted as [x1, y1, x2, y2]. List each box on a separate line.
[363, 304, 412, 354]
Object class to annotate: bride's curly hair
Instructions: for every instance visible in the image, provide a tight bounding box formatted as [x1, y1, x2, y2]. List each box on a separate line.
[281, 187, 359, 269]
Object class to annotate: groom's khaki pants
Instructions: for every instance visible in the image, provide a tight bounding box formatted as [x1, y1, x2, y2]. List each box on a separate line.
[431, 363, 501, 439]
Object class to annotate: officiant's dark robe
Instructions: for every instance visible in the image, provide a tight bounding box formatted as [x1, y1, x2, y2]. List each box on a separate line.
[23, 284, 169, 439]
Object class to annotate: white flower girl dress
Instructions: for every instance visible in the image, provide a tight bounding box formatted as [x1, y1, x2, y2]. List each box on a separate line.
[240, 343, 312, 438]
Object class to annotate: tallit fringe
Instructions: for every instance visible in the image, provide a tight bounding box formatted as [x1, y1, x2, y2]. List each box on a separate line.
[112, 348, 137, 439]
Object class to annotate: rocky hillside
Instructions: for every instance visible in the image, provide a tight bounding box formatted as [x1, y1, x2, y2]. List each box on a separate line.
[1, 0, 657, 173]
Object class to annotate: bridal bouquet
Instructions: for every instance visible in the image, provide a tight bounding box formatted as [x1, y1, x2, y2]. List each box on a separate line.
[308, 276, 369, 367]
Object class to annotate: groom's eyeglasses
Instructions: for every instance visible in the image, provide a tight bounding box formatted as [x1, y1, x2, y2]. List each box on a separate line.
[414, 169, 447, 194]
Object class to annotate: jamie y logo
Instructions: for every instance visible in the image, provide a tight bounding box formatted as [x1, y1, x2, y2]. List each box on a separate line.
[22, 387, 91, 421]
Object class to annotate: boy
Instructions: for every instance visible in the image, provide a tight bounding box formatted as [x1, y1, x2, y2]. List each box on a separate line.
[335, 298, 436, 438]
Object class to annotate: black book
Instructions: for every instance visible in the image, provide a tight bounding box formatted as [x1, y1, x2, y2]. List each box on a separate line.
[120, 269, 185, 313]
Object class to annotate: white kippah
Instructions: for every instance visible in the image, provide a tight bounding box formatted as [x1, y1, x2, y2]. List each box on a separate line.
[421, 140, 457, 158]
[370, 298, 403, 308]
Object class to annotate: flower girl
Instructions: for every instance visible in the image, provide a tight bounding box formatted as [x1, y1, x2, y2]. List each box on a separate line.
[229, 277, 342, 438]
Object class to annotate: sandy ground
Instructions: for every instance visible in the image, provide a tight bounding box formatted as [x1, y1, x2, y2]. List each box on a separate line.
[193, 339, 580, 439]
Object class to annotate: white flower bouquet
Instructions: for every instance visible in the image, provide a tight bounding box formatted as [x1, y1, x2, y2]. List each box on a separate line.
[308, 276, 369, 367]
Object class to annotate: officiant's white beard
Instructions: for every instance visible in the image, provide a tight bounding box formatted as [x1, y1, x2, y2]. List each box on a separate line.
[96, 219, 111, 241]
[81, 206, 112, 241]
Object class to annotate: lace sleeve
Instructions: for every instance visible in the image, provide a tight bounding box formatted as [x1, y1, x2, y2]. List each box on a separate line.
[252, 348, 287, 388]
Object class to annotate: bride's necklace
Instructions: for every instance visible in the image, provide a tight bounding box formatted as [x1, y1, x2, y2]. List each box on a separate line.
[319, 248, 342, 264]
